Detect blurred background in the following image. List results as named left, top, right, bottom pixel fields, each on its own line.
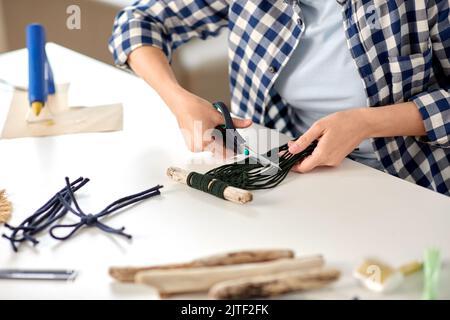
left=0, top=0, right=231, bottom=104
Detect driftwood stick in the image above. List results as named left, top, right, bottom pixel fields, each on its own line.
left=109, top=249, right=294, bottom=282
left=166, top=167, right=253, bottom=204
left=135, top=255, right=324, bottom=295
left=208, top=267, right=341, bottom=299
left=0, top=190, right=12, bottom=223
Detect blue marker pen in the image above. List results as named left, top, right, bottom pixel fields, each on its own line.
left=26, top=24, right=55, bottom=117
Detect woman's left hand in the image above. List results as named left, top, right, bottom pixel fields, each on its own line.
left=288, top=108, right=371, bottom=173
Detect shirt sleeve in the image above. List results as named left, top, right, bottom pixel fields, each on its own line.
left=411, top=0, right=450, bottom=148
left=108, top=0, right=230, bottom=69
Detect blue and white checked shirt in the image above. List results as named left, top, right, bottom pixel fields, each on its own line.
left=109, top=0, right=450, bottom=195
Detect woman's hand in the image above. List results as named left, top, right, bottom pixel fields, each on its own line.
left=170, top=90, right=252, bottom=152
left=127, top=46, right=252, bottom=152
left=288, top=108, right=371, bottom=173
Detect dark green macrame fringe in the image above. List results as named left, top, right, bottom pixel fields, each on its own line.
left=205, top=142, right=317, bottom=191
left=186, top=142, right=318, bottom=200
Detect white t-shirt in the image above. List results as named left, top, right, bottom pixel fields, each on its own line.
left=273, top=0, right=379, bottom=164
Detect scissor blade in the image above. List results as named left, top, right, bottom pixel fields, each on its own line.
left=245, top=146, right=281, bottom=171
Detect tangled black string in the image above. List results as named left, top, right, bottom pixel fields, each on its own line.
left=2, top=177, right=163, bottom=252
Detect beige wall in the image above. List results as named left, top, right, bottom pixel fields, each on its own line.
left=2, top=0, right=118, bottom=64
left=1, top=0, right=230, bottom=103
left=0, top=0, right=8, bottom=52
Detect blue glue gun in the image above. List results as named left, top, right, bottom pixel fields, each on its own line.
left=26, top=24, right=55, bottom=117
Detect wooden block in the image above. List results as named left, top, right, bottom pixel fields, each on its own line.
left=109, top=249, right=294, bottom=282
left=135, top=255, right=324, bottom=295
left=209, top=267, right=341, bottom=299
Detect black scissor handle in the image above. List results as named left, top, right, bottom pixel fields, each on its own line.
left=212, top=101, right=236, bottom=130
left=212, top=101, right=247, bottom=152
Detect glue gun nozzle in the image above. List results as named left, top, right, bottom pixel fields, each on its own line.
left=31, top=102, right=43, bottom=116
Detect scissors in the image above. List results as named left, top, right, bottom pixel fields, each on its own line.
left=212, top=101, right=281, bottom=171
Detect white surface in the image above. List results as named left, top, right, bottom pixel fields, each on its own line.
left=0, top=44, right=449, bottom=300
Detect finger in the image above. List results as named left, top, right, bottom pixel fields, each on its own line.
left=278, top=148, right=289, bottom=157
left=232, top=118, right=253, bottom=128
left=291, top=153, right=321, bottom=173
left=203, top=127, right=216, bottom=148
left=203, top=137, right=217, bottom=152
left=212, top=110, right=225, bottom=125
left=288, top=124, right=323, bottom=154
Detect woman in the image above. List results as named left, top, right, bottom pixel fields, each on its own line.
left=109, top=0, right=450, bottom=195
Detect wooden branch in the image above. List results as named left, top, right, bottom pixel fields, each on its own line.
left=109, top=249, right=294, bottom=282
left=208, top=267, right=341, bottom=299
left=0, top=190, right=12, bottom=223
left=135, top=255, right=324, bottom=296
left=166, top=167, right=253, bottom=204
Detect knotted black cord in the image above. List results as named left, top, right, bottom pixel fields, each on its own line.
left=49, top=178, right=163, bottom=241
left=2, top=177, right=89, bottom=252
left=2, top=177, right=163, bottom=252
left=187, top=142, right=317, bottom=197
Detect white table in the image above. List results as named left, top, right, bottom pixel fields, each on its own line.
left=0, top=44, right=449, bottom=300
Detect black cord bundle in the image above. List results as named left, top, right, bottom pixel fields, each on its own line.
left=204, top=142, right=317, bottom=191
left=2, top=177, right=163, bottom=252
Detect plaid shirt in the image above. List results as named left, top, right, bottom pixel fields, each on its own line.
left=109, top=0, right=450, bottom=195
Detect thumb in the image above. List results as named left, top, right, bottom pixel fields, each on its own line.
left=291, top=153, right=320, bottom=173
left=288, top=124, right=322, bottom=154
left=232, top=118, right=253, bottom=128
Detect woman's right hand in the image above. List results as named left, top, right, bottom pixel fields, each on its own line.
left=169, top=89, right=252, bottom=152
left=127, top=46, right=251, bottom=152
